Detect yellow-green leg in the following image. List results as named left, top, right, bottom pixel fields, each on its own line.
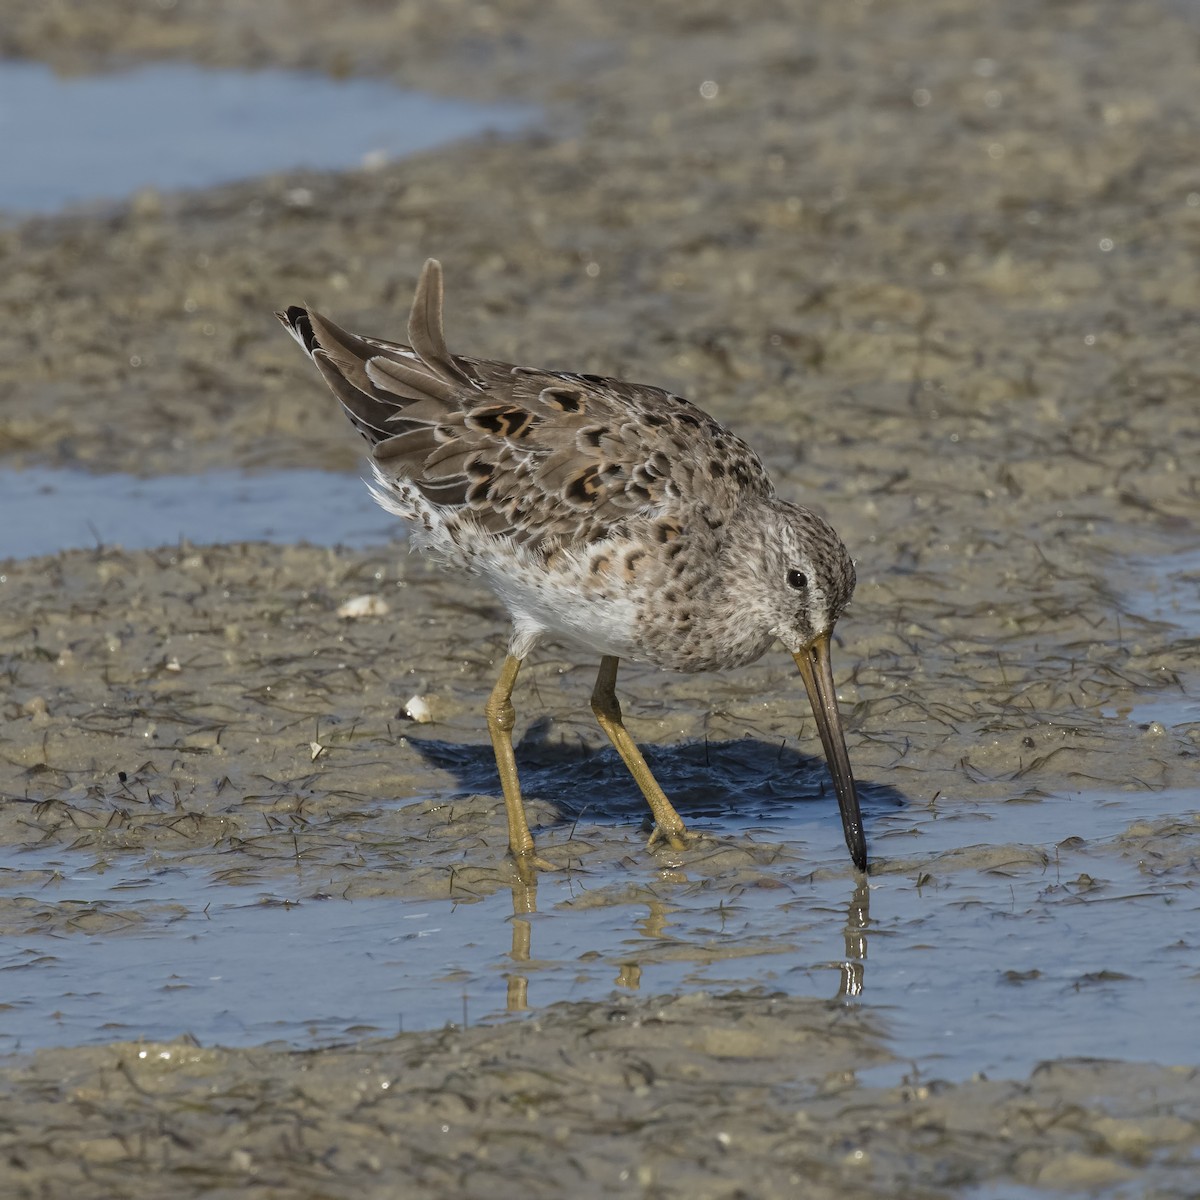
left=506, top=881, right=535, bottom=1011
left=590, top=656, right=688, bottom=850
left=485, top=654, right=554, bottom=878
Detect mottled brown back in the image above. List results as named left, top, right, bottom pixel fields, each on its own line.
left=277, top=259, right=774, bottom=554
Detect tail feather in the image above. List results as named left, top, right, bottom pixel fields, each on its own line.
left=366, top=354, right=463, bottom=407
left=311, top=353, right=395, bottom=442
left=275, top=305, right=318, bottom=355
left=278, top=259, right=482, bottom=511
left=276, top=259, right=479, bottom=450
left=406, top=259, right=476, bottom=389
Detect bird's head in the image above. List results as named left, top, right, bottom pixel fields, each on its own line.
left=727, top=497, right=866, bottom=870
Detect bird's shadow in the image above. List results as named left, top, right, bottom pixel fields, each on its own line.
left=404, top=717, right=906, bottom=832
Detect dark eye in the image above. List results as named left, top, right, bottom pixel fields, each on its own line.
left=787, top=569, right=808, bottom=590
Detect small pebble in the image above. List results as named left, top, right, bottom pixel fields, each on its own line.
left=337, top=594, right=390, bottom=619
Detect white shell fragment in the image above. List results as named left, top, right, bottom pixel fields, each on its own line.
left=402, top=695, right=433, bottom=724
left=337, top=593, right=390, bottom=619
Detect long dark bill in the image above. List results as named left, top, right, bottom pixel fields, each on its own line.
left=793, top=634, right=867, bottom=872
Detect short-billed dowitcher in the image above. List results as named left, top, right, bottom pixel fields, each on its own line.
left=278, top=260, right=866, bottom=874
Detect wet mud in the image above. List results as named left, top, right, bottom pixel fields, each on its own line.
left=4, top=993, right=1199, bottom=1199
left=2, top=0, right=1199, bottom=1195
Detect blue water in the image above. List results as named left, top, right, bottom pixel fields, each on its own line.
left=0, top=61, right=533, bottom=212
left=0, top=787, right=1195, bottom=1082
left=0, top=467, right=398, bottom=558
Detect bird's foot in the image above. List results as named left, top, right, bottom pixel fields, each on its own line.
left=511, top=849, right=558, bottom=885
left=646, top=823, right=689, bottom=852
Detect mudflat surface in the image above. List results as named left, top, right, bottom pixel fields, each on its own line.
left=5, top=994, right=1199, bottom=1199
left=1, top=1, right=1199, bottom=1196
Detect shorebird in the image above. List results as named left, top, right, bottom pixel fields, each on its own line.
left=278, top=260, right=866, bottom=875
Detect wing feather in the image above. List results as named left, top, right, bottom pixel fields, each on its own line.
left=277, top=258, right=774, bottom=552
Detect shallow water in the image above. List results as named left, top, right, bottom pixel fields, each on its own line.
left=2, top=785, right=1194, bottom=1083
left=0, top=466, right=397, bottom=557
left=0, top=61, right=533, bottom=213
left=1119, top=545, right=1200, bottom=640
